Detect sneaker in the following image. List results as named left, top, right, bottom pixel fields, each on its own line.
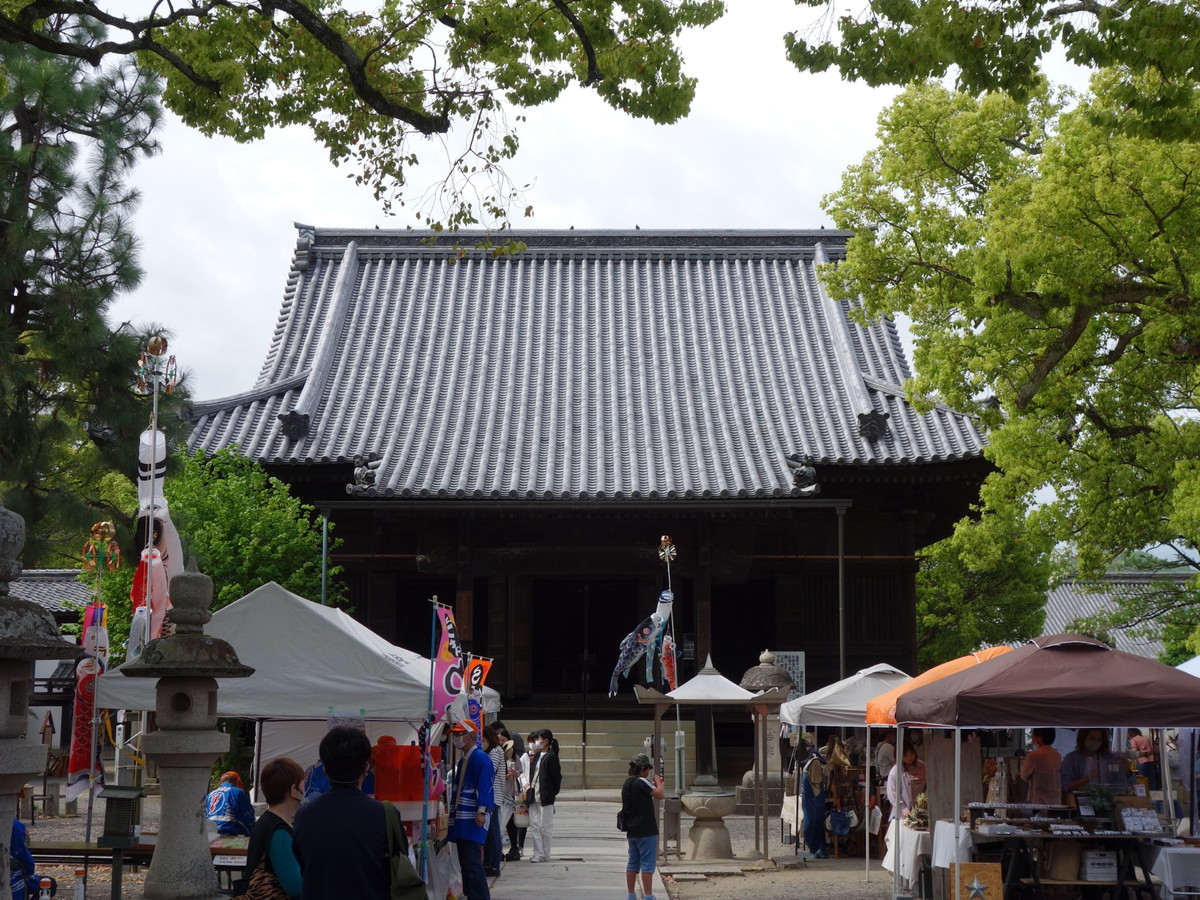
left=626, top=893, right=637, bottom=900
left=504, top=849, right=520, bottom=861
left=484, top=867, right=500, bottom=877
left=645, top=895, right=656, bottom=900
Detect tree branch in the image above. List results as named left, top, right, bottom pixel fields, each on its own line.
left=1, top=0, right=453, bottom=135
left=1015, top=303, right=1094, bottom=409
left=551, top=0, right=603, bottom=86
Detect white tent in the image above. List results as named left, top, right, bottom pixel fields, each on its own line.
left=95, top=581, right=500, bottom=719
left=779, top=662, right=910, bottom=727
left=1177, top=655, right=1200, bottom=678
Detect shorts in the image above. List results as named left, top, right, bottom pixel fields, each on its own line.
left=626, top=834, right=658, bottom=873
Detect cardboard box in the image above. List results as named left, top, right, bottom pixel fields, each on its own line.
left=1042, top=840, right=1082, bottom=881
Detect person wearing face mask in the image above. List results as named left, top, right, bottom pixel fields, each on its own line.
left=1061, top=729, right=1130, bottom=794
left=447, top=720, right=495, bottom=900
left=526, top=728, right=562, bottom=863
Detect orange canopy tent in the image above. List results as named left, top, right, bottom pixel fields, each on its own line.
left=864, top=645, right=1013, bottom=725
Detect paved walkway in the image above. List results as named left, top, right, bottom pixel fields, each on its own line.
left=487, top=792, right=669, bottom=900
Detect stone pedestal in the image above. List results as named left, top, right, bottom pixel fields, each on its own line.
left=141, top=724, right=230, bottom=900
left=0, top=502, right=80, bottom=897
left=680, top=791, right=737, bottom=860
left=121, top=562, right=252, bottom=900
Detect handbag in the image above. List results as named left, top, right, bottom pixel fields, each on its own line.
left=383, top=802, right=427, bottom=900
left=513, top=796, right=530, bottom=828
left=616, top=809, right=626, bottom=832
left=233, top=859, right=287, bottom=900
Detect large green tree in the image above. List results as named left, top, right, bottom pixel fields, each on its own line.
left=822, top=73, right=1200, bottom=639
left=0, top=18, right=183, bottom=565
left=0, top=0, right=723, bottom=227
left=96, top=447, right=344, bottom=663
left=916, top=509, right=1052, bottom=668
left=786, top=0, right=1200, bottom=140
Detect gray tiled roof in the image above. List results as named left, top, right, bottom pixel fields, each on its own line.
left=187, top=229, right=986, bottom=499
left=13, top=569, right=90, bottom=617
left=1042, top=574, right=1185, bottom=659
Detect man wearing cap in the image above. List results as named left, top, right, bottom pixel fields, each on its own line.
left=447, top=719, right=495, bottom=900
left=205, top=771, right=255, bottom=836
left=620, top=753, right=664, bottom=900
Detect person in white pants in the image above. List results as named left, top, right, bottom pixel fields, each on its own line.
left=527, top=728, right=562, bottom=863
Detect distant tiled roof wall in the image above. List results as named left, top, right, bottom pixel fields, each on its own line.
left=188, top=229, right=986, bottom=500
left=14, top=569, right=89, bottom=615
left=1042, top=574, right=1190, bottom=659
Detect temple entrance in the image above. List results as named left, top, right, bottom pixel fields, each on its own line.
left=530, top=578, right=639, bottom=695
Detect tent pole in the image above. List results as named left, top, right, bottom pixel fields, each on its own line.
left=893, top=724, right=903, bottom=899
left=864, top=726, right=872, bottom=883
left=953, top=730, right=961, bottom=900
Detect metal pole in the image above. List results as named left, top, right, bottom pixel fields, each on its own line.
left=837, top=506, right=846, bottom=680
left=320, top=510, right=329, bottom=605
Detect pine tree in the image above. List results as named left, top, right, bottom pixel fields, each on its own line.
left=0, top=17, right=178, bottom=565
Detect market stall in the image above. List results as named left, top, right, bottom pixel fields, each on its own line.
left=894, top=633, right=1200, bottom=900
left=778, top=663, right=911, bottom=876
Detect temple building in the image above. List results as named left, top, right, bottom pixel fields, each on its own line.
left=185, top=227, right=988, bottom=764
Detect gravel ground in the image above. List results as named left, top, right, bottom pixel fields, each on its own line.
left=661, top=815, right=897, bottom=900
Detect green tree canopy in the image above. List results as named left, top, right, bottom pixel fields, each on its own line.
left=0, top=18, right=187, bottom=564
left=96, top=447, right=343, bottom=663
left=786, top=0, right=1200, bottom=140
left=916, top=508, right=1052, bottom=668
left=822, top=73, right=1200, bottom=639
left=0, top=0, right=724, bottom=227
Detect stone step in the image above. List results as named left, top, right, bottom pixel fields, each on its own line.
left=499, top=719, right=697, bottom=789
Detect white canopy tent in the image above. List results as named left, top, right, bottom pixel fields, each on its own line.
left=95, top=582, right=499, bottom=789
left=1176, top=655, right=1200, bottom=679
left=777, top=662, right=910, bottom=880
left=779, top=663, right=910, bottom=728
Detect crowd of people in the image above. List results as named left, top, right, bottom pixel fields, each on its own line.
left=196, top=718, right=562, bottom=900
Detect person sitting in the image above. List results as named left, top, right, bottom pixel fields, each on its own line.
left=205, top=771, right=256, bottom=837
left=241, top=758, right=305, bottom=899
left=1061, top=729, right=1130, bottom=794
left=9, top=819, right=55, bottom=900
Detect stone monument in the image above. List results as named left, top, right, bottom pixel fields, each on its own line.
left=0, top=501, right=80, bottom=894
left=121, top=560, right=253, bottom=900
left=734, top=649, right=795, bottom=815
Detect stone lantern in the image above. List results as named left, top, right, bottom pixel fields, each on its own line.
left=0, top=501, right=80, bottom=894
left=735, top=649, right=795, bottom=815
left=121, top=560, right=253, bottom=900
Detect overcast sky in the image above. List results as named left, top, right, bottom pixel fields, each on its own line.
left=108, top=0, right=901, bottom=401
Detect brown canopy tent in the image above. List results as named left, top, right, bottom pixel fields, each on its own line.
left=895, top=633, right=1200, bottom=728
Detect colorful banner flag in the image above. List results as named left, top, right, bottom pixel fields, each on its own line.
left=432, top=605, right=465, bottom=722
left=464, top=655, right=492, bottom=691
left=66, top=603, right=108, bottom=802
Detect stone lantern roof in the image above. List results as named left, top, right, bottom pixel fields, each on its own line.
left=738, top=649, right=795, bottom=693
left=0, top=502, right=79, bottom=661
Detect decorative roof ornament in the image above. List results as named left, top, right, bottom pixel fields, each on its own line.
left=278, top=410, right=310, bottom=441
left=785, top=453, right=820, bottom=496
left=858, top=410, right=890, bottom=442
left=347, top=453, right=382, bottom=495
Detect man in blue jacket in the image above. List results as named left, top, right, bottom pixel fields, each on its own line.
left=447, top=720, right=494, bottom=900
left=204, top=771, right=255, bottom=836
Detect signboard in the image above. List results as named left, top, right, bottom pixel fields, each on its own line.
left=773, top=651, right=805, bottom=702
